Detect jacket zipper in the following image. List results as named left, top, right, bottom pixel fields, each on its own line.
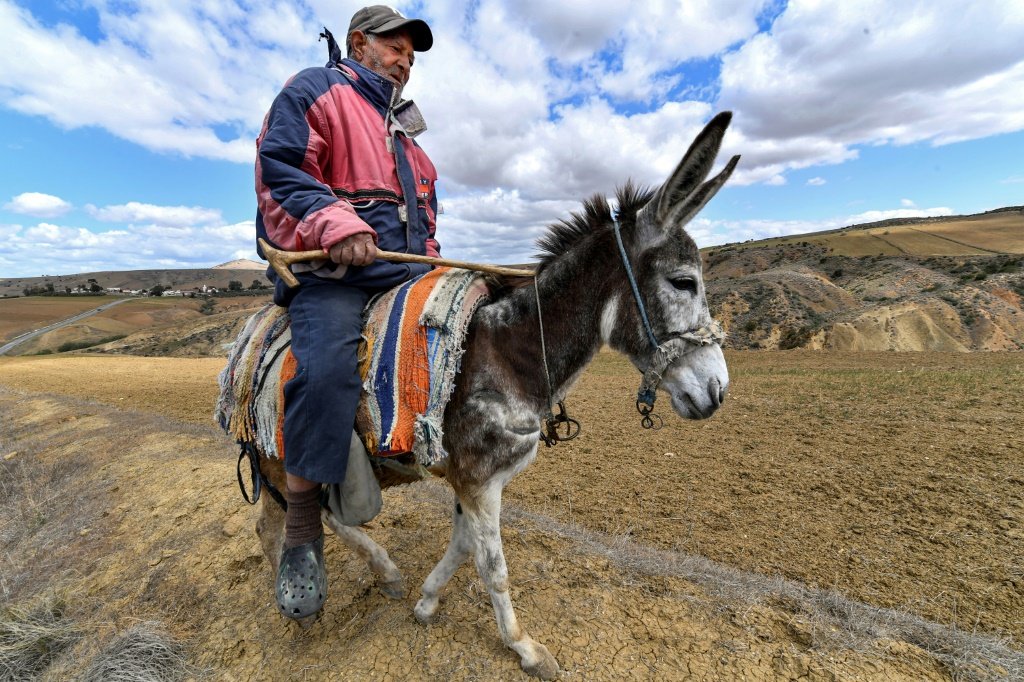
left=384, top=87, right=413, bottom=254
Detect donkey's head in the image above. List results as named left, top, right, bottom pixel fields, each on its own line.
left=607, top=112, right=738, bottom=421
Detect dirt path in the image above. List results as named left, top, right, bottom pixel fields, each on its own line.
left=1, top=351, right=1022, bottom=680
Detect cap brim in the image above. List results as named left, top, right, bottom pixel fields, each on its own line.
left=370, top=17, right=433, bottom=52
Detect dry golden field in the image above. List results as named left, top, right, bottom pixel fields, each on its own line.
left=1, top=350, right=1021, bottom=680
left=728, top=211, right=1024, bottom=258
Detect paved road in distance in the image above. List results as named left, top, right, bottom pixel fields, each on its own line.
left=0, top=298, right=130, bottom=356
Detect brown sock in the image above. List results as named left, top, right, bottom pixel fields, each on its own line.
left=284, top=486, right=322, bottom=549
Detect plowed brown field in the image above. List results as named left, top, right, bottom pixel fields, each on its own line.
left=1, top=351, right=1021, bottom=680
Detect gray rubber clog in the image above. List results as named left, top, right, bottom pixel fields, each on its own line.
left=276, top=534, right=327, bottom=619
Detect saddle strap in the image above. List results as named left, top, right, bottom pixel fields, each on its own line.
left=237, top=443, right=288, bottom=511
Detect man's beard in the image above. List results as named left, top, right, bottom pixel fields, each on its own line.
left=368, top=55, right=404, bottom=98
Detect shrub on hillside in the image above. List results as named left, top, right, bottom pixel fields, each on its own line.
left=0, top=595, right=80, bottom=680
left=56, top=335, right=126, bottom=353
left=79, top=623, right=193, bottom=682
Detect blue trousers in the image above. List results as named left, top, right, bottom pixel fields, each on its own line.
left=272, top=263, right=429, bottom=483
left=280, top=280, right=368, bottom=483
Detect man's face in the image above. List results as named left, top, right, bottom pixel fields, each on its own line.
left=353, top=28, right=415, bottom=89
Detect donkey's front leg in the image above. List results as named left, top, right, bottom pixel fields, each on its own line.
left=321, top=512, right=405, bottom=599
left=467, top=483, right=558, bottom=680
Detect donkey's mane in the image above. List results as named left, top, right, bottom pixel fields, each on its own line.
left=484, top=182, right=655, bottom=298
left=535, top=181, right=654, bottom=270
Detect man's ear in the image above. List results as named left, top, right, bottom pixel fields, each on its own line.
left=350, top=30, right=368, bottom=60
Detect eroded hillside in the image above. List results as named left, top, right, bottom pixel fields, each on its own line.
left=705, top=212, right=1024, bottom=351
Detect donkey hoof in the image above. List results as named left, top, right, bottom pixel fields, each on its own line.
left=380, top=579, right=406, bottom=600
left=520, top=642, right=558, bottom=680
left=413, top=598, right=438, bottom=624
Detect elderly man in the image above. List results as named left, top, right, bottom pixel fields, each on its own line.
left=254, top=5, right=438, bottom=620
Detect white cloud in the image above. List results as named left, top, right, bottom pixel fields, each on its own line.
left=846, top=206, right=953, bottom=224
left=1001, top=175, right=1024, bottom=184
left=0, top=1, right=315, bottom=163
left=719, top=0, right=1024, bottom=151
left=596, top=1, right=766, bottom=102
left=806, top=177, right=826, bottom=186
left=900, top=198, right=916, bottom=207
left=439, top=188, right=581, bottom=264
left=87, top=202, right=223, bottom=227
left=3, top=0, right=1021, bottom=186
left=0, top=219, right=258, bottom=277
left=1, top=1, right=1022, bottom=274
left=4, top=192, right=72, bottom=218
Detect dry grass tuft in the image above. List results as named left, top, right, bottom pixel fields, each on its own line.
left=79, top=622, right=195, bottom=682
left=0, top=595, right=79, bottom=682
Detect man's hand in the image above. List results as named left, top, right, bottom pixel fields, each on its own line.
left=328, top=233, right=377, bottom=267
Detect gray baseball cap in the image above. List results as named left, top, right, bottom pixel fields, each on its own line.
left=348, top=5, right=433, bottom=52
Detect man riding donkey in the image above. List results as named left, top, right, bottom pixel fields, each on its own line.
left=255, top=5, right=437, bottom=620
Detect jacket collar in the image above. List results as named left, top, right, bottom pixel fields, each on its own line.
left=335, top=58, right=397, bottom=115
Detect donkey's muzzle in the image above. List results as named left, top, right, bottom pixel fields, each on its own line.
left=663, top=344, right=729, bottom=420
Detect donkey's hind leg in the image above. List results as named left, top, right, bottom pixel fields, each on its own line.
left=321, top=513, right=405, bottom=599
left=464, top=483, right=558, bottom=680
left=255, top=457, right=287, bottom=575
left=414, top=498, right=472, bottom=623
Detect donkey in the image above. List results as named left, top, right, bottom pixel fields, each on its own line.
left=253, top=112, right=738, bottom=679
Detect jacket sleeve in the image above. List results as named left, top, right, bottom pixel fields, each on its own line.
left=255, top=74, right=376, bottom=253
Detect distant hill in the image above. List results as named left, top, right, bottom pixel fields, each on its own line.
left=721, top=206, right=1024, bottom=257
left=4, top=208, right=1022, bottom=354
left=703, top=207, right=1024, bottom=351
left=212, top=259, right=265, bottom=270
left=0, top=262, right=271, bottom=298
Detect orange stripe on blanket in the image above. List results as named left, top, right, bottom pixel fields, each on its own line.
left=391, top=268, right=445, bottom=453
left=276, top=348, right=298, bottom=462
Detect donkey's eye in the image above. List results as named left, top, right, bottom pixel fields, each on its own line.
left=669, top=276, right=697, bottom=294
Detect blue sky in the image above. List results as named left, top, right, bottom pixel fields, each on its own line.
left=1, top=0, right=1022, bottom=278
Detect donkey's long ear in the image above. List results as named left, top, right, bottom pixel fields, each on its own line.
left=651, top=111, right=734, bottom=228
left=666, top=153, right=740, bottom=230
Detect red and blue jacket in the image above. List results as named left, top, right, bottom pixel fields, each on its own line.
left=255, top=57, right=439, bottom=289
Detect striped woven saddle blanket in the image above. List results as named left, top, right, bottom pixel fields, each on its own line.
left=215, top=268, right=491, bottom=468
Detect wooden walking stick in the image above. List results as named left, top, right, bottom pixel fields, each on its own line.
left=259, top=238, right=535, bottom=288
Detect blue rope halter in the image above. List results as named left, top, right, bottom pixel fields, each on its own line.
left=611, top=219, right=663, bottom=424
left=612, top=220, right=660, bottom=351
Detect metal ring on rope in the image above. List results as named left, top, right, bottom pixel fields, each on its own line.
left=544, top=401, right=582, bottom=444
left=635, top=400, right=664, bottom=430
left=535, top=280, right=584, bottom=447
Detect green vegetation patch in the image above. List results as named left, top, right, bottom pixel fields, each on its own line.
left=56, top=335, right=127, bottom=353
